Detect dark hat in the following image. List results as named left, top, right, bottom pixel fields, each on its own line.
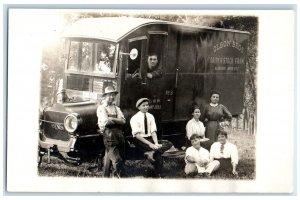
left=136, top=98, right=150, bottom=108
left=102, top=86, right=118, bottom=96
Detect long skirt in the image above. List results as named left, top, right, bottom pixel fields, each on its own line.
left=205, top=121, right=219, bottom=142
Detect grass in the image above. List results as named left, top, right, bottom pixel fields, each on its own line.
left=38, top=130, right=255, bottom=179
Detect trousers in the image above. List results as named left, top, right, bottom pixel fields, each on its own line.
left=134, top=137, right=172, bottom=175
left=215, top=158, right=233, bottom=173
left=102, top=127, right=125, bottom=177
left=185, top=160, right=220, bottom=175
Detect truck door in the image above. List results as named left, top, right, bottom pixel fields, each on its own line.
left=121, top=33, right=167, bottom=137
left=121, top=36, right=148, bottom=122
left=143, top=32, right=167, bottom=134
left=174, top=32, right=198, bottom=120
left=120, top=36, right=148, bottom=136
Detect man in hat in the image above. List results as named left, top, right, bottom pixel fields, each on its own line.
left=97, top=86, right=126, bottom=177
left=130, top=98, right=172, bottom=177
left=185, top=134, right=220, bottom=177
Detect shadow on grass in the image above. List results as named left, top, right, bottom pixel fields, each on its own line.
left=38, top=156, right=255, bottom=179
left=38, top=131, right=256, bottom=179
left=124, top=157, right=255, bottom=179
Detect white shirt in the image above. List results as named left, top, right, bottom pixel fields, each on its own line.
left=186, top=118, right=206, bottom=140
left=185, top=146, right=209, bottom=163
left=185, top=146, right=210, bottom=172
left=97, top=103, right=125, bottom=129
left=210, top=141, right=239, bottom=165
left=130, top=111, right=157, bottom=137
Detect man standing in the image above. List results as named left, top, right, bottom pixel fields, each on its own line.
left=97, top=86, right=126, bottom=177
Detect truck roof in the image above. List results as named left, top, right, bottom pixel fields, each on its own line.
left=63, top=17, right=250, bottom=42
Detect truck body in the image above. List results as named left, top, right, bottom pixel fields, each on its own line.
left=39, top=17, right=249, bottom=163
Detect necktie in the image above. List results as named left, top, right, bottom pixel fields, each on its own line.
left=144, top=113, right=148, bottom=135
left=220, top=144, right=224, bottom=154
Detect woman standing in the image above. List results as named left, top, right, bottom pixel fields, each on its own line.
left=200, top=91, right=232, bottom=142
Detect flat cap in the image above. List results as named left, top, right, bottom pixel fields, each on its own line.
left=136, top=98, right=150, bottom=108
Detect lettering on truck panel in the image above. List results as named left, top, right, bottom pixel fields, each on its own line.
left=213, top=40, right=244, bottom=54
left=209, top=57, right=244, bottom=65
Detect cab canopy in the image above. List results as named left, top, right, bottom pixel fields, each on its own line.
left=62, top=17, right=249, bottom=41
left=63, top=17, right=165, bottom=42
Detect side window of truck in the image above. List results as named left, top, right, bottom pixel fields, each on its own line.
left=94, top=43, right=116, bottom=74
left=127, top=36, right=148, bottom=79
left=68, top=41, right=93, bottom=72
left=81, top=42, right=93, bottom=72
left=68, top=41, right=80, bottom=71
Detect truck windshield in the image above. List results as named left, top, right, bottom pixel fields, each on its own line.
left=67, top=39, right=116, bottom=74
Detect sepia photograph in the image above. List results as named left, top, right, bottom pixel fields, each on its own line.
left=37, top=10, right=256, bottom=180
left=5, top=8, right=295, bottom=194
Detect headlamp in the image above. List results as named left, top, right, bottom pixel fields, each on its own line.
left=64, top=113, right=81, bottom=133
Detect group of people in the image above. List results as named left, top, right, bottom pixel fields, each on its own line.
left=185, top=131, right=238, bottom=177
left=97, top=86, right=172, bottom=178
left=184, top=91, right=238, bottom=177
left=95, top=52, right=238, bottom=178
left=94, top=53, right=167, bottom=178
left=97, top=86, right=238, bottom=178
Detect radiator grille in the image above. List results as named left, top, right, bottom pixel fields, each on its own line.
left=43, top=111, right=70, bottom=141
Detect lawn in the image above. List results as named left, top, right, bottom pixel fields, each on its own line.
left=38, top=130, right=255, bottom=180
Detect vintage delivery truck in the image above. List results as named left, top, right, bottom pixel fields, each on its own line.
left=39, top=17, right=250, bottom=165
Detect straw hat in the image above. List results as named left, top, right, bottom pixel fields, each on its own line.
left=102, top=86, right=118, bottom=96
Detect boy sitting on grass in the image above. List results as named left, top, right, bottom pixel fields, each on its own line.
left=185, top=134, right=220, bottom=177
